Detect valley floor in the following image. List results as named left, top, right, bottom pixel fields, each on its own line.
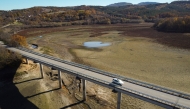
left=1, top=23, right=189, bottom=109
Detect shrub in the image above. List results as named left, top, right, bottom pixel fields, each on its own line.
left=9, top=34, right=27, bottom=47
left=0, top=30, right=11, bottom=45
left=153, top=17, right=190, bottom=32
left=0, top=47, right=22, bottom=69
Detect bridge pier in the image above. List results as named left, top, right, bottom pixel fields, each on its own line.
left=58, top=70, right=62, bottom=88
left=117, top=92, right=122, bottom=109
left=82, top=79, right=86, bottom=101
left=39, top=63, right=44, bottom=78
left=25, top=58, right=29, bottom=64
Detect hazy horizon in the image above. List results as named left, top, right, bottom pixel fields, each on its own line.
left=0, top=0, right=176, bottom=11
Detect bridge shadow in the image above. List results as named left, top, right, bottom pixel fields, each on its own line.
left=60, top=100, right=85, bottom=109
left=109, top=83, right=121, bottom=87
left=26, top=88, right=60, bottom=99
left=109, top=83, right=121, bottom=93
left=0, top=61, right=39, bottom=109
left=14, top=77, right=42, bottom=84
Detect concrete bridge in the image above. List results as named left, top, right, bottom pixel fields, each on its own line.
left=6, top=46, right=190, bottom=109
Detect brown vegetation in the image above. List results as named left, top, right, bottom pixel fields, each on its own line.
left=0, top=30, right=25, bottom=69
left=10, top=34, right=27, bottom=47
left=0, top=30, right=27, bottom=47
left=123, top=24, right=190, bottom=49
left=0, top=47, right=22, bottom=69
left=1, top=1, right=190, bottom=27
left=0, top=30, right=11, bottom=45
left=153, top=17, right=190, bottom=32
left=17, top=27, right=66, bottom=37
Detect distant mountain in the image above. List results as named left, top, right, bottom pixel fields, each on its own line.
left=107, top=2, right=133, bottom=7
left=171, top=0, right=190, bottom=4
left=138, top=2, right=159, bottom=5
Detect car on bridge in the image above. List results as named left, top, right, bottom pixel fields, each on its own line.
left=112, top=78, right=124, bottom=85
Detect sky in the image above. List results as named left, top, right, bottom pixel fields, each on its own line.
left=0, top=0, right=175, bottom=10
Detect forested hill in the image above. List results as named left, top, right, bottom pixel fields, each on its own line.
left=171, top=0, right=190, bottom=4
left=0, top=1, right=190, bottom=27
left=91, top=1, right=190, bottom=19
left=107, top=2, right=133, bottom=7
left=138, top=2, right=160, bottom=5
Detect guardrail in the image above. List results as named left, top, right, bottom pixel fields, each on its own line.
left=17, top=47, right=190, bottom=101
left=19, top=52, right=189, bottom=109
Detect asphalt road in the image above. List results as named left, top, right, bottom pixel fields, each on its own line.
left=7, top=47, right=190, bottom=109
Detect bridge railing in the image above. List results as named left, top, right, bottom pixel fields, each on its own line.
left=17, top=47, right=190, bottom=100
left=19, top=53, right=188, bottom=109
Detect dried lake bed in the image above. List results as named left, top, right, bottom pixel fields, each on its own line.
left=22, top=23, right=190, bottom=109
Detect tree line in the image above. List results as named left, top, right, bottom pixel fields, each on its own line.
left=0, top=30, right=25, bottom=69
left=0, top=2, right=190, bottom=31
left=153, top=16, right=190, bottom=32
left=0, top=30, right=27, bottom=47
left=0, top=46, right=21, bottom=69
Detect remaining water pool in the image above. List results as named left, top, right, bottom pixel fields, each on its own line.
left=83, top=41, right=111, bottom=48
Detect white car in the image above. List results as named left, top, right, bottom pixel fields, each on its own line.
left=112, top=78, right=124, bottom=85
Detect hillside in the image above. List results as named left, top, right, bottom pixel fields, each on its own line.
left=171, top=0, right=190, bottom=4
left=138, top=2, right=160, bottom=5
left=0, top=1, right=190, bottom=27
left=107, top=2, right=133, bottom=7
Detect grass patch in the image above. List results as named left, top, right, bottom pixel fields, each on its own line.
left=40, top=46, right=54, bottom=55
left=13, top=21, right=23, bottom=25
left=68, top=48, right=92, bottom=66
